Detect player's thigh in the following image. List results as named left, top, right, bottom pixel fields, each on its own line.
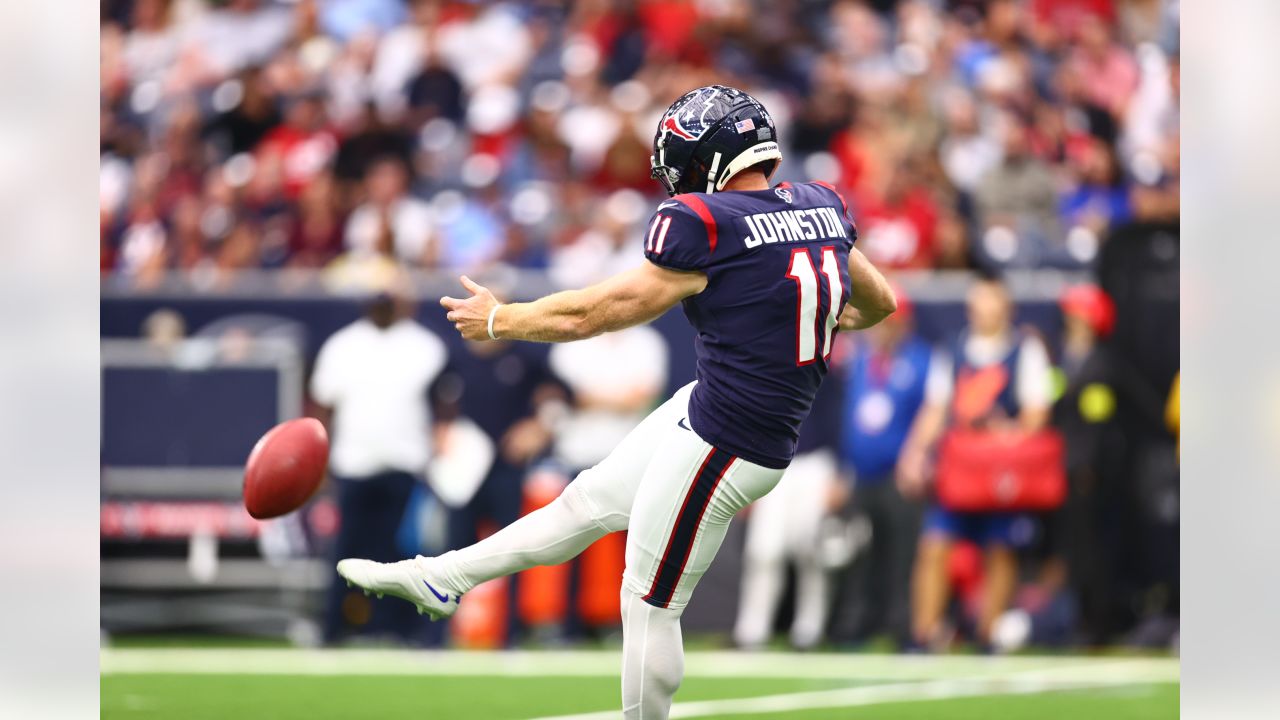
left=565, top=382, right=695, bottom=533
left=624, top=427, right=783, bottom=610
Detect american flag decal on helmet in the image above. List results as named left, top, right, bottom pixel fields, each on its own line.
left=734, top=118, right=756, bottom=133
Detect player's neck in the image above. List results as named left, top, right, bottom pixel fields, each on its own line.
left=719, top=170, right=771, bottom=193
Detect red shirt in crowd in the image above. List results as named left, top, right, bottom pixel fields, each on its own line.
left=853, top=188, right=939, bottom=270
left=257, top=124, right=339, bottom=200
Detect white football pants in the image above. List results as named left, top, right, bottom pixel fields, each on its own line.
left=733, top=449, right=836, bottom=650
left=433, top=382, right=784, bottom=719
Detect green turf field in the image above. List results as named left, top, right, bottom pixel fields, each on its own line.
left=101, top=648, right=1178, bottom=719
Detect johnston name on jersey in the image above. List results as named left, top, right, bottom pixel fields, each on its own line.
left=644, top=181, right=856, bottom=469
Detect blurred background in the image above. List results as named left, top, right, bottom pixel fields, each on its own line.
left=99, top=0, right=1179, bottom=657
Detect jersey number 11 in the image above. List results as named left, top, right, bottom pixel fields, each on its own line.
left=786, top=246, right=844, bottom=366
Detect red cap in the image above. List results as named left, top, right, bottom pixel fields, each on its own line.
left=1060, top=284, right=1116, bottom=337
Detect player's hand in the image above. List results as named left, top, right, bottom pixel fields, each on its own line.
left=441, top=275, right=499, bottom=341
left=896, top=446, right=929, bottom=499
left=825, top=478, right=851, bottom=513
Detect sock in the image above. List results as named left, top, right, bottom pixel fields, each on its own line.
left=621, top=589, right=685, bottom=720
left=434, top=484, right=607, bottom=594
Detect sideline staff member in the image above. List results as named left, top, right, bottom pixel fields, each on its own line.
left=312, top=288, right=447, bottom=644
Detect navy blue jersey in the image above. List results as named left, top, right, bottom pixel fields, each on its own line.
left=644, top=181, right=856, bottom=468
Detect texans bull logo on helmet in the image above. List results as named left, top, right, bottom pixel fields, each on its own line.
left=650, top=85, right=782, bottom=197
left=663, top=114, right=700, bottom=141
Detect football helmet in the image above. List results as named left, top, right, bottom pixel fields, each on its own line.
left=650, top=85, right=782, bottom=196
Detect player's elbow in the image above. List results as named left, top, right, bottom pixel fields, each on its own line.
left=878, top=291, right=898, bottom=318
left=860, top=294, right=897, bottom=326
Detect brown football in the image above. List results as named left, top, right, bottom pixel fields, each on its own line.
left=243, top=418, right=329, bottom=520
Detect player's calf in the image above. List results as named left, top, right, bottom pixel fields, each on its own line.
left=621, top=588, right=685, bottom=720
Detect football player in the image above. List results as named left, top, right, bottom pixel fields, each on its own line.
left=338, top=85, right=896, bottom=719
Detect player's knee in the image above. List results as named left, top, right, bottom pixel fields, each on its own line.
left=622, top=588, right=685, bottom=691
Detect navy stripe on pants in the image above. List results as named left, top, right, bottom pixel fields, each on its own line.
left=642, top=448, right=736, bottom=608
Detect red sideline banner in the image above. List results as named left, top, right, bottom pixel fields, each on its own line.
left=101, top=501, right=264, bottom=539
left=935, top=429, right=1067, bottom=512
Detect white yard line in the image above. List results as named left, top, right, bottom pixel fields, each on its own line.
left=101, top=649, right=1177, bottom=719
left=529, top=662, right=1176, bottom=720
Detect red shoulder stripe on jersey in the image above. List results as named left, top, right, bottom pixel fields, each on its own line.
left=672, top=194, right=718, bottom=255
left=812, top=180, right=849, bottom=214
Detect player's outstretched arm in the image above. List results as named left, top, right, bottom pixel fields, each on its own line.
left=839, top=246, right=897, bottom=331
left=441, top=263, right=707, bottom=343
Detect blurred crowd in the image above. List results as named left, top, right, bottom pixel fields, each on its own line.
left=101, top=0, right=1180, bottom=288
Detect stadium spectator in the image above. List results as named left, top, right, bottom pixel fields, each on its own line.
left=431, top=177, right=508, bottom=271
left=333, top=102, right=415, bottom=188
left=405, top=47, right=467, bottom=127
left=1052, top=283, right=1125, bottom=643
left=854, top=162, right=941, bottom=270
left=288, top=172, right=344, bottom=268
left=310, top=285, right=447, bottom=645
left=827, top=286, right=931, bottom=648
left=257, top=90, right=339, bottom=200
left=191, top=0, right=294, bottom=79
left=141, top=308, right=187, bottom=353
left=1065, top=14, right=1139, bottom=118
left=938, top=89, right=1003, bottom=199
left=341, top=156, right=434, bottom=266
left=1059, top=137, right=1132, bottom=247
left=898, top=275, right=1054, bottom=649
left=974, top=116, right=1061, bottom=266
left=203, top=65, right=282, bottom=158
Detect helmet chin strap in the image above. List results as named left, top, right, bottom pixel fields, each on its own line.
left=712, top=141, right=782, bottom=193
left=705, top=152, right=723, bottom=194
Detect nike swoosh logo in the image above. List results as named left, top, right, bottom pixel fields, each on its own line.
left=423, top=580, right=456, bottom=603
left=677, top=417, right=692, bottom=431
left=658, top=202, right=680, bottom=210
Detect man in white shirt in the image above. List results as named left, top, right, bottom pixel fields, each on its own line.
left=312, top=290, right=447, bottom=644
left=547, top=327, right=669, bottom=473
left=897, top=275, right=1053, bottom=650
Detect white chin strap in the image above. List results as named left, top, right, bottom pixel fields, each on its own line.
left=707, top=141, right=782, bottom=193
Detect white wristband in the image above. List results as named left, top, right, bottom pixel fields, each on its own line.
left=486, top=303, right=502, bottom=340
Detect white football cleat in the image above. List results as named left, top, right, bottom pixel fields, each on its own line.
left=336, top=557, right=462, bottom=621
